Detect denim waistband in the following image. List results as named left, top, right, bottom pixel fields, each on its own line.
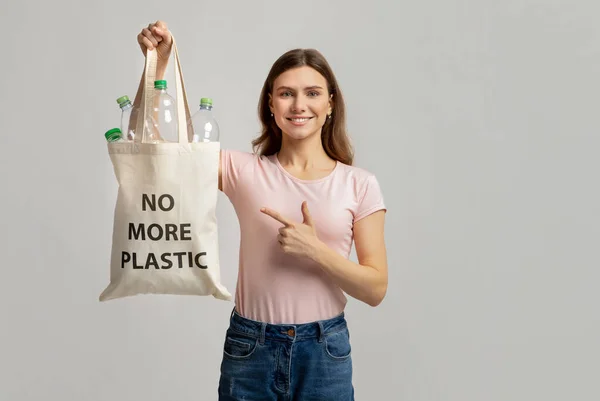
left=228, top=309, right=348, bottom=344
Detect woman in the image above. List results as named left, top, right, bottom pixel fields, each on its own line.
left=135, top=20, right=388, bottom=401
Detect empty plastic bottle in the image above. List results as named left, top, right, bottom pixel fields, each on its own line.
left=188, top=98, right=220, bottom=143
left=148, top=80, right=178, bottom=143
left=116, top=95, right=136, bottom=141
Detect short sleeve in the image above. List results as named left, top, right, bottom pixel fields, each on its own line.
left=354, top=175, right=386, bottom=223
left=220, top=149, right=255, bottom=201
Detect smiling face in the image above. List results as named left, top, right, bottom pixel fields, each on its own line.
left=269, top=66, right=333, bottom=141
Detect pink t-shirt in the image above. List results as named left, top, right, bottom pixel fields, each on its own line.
left=220, top=149, right=386, bottom=324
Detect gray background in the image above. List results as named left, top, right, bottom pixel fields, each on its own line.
left=1, top=0, right=598, bottom=400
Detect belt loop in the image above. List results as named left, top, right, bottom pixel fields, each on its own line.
left=317, top=321, right=325, bottom=343
left=230, top=307, right=235, bottom=319
left=260, top=323, right=267, bottom=345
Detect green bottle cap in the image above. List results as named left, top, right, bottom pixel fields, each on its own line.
left=200, top=97, right=213, bottom=106
left=105, top=128, right=122, bottom=142
left=154, top=80, right=167, bottom=89
left=116, top=95, right=130, bottom=105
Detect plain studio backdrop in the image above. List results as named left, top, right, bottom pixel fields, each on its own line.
left=1, top=0, right=598, bottom=400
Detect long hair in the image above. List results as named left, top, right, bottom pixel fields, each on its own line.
left=251, top=48, right=354, bottom=165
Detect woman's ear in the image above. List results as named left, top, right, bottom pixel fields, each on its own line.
left=328, top=93, right=334, bottom=115
left=268, top=93, right=274, bottom=114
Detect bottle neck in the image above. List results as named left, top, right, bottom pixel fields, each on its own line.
left=120, top=102, right=133, bottom=111
left=199, top=105, right=212, bottom=111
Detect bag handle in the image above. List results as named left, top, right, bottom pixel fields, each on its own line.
left=135, top=35, right=192, bottom=144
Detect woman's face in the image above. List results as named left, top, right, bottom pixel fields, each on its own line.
left=269, top=66, right=332, bottom=141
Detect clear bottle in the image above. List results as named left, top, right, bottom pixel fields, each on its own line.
left=148, top=80, right=178, bottom=143
left=116, top=95, right=136, bottom=141
left=105, top=128, right=123, bottom=142
left=188, top=98, right=220, bottom=143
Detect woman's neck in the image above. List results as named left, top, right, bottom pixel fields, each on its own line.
left=277, top=133, right=334, bottom=170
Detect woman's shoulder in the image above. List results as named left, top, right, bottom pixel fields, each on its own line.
left=221, top=148, right=255, bottom=159
left=221, top=148, right=276, bottom=176
left=223, top=147, right=281, bottom=162
left=335, top=161, right=384, bottom=199
left=221, top=148, right=273, bottom=159
left=335, top=160, right=379, bottom=182
left=221, top=148, right=261, bottom=164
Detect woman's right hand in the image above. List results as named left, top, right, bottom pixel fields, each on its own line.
left=137, top=21, right=172, bottom=66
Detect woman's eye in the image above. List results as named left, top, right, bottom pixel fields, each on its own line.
left=280, top=91, right=292, bottom=97
left=308, top=91, right=320, bottom=97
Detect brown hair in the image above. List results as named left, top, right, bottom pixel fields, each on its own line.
left=251, top=48, right=354, bottom=165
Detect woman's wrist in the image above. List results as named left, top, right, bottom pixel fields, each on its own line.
left=310, top=239, right=331, bottom=267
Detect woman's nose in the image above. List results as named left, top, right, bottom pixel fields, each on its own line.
left=291, top=95, right=307, bottom=112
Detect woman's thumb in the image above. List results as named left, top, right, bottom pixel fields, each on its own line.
left=301, top=201, right=314, bottom=226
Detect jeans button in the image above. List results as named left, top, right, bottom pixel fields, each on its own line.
left=287, top=329, right=295, bottom=336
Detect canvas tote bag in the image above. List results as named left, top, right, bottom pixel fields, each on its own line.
left=99, top=37, right=232, bottom=302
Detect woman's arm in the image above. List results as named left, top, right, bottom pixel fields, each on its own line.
left=261, top=204, right=388, bottom=307
left=314, top=210, right=388, bottom=307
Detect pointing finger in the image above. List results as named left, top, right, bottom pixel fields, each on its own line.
left=261, top=208, right=294, bottom=227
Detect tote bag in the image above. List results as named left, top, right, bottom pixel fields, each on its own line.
left=99, top=37, right=232, bottom=302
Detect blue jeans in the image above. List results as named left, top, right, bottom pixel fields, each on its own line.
left=218, top=309, right=354, bottom=400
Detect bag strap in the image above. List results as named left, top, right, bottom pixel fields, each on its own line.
left=136, top=35, right=191, bottom=144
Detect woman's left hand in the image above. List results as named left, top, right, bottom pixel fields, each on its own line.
left=260, top=201, right=322, bottom=261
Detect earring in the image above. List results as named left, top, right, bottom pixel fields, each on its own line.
left=328, top=114, right=332, bottom=119
left=271, top=113, right=274, bottom=117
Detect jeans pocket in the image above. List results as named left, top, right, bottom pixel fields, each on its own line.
left=223, top=330, right=258, bottom=359
left=324, top=328, right=352, bottom=360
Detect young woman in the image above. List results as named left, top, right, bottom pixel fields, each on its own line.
left=135, top=20, right=388, bottom=401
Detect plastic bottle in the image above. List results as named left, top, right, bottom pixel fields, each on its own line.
left=105, top=128, right=123, bottom=142
left=188, top=98, right=220, bottom=143
left=116, top=95, right=136, bottom=141
left=147, top=80, right=178, bottom=143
